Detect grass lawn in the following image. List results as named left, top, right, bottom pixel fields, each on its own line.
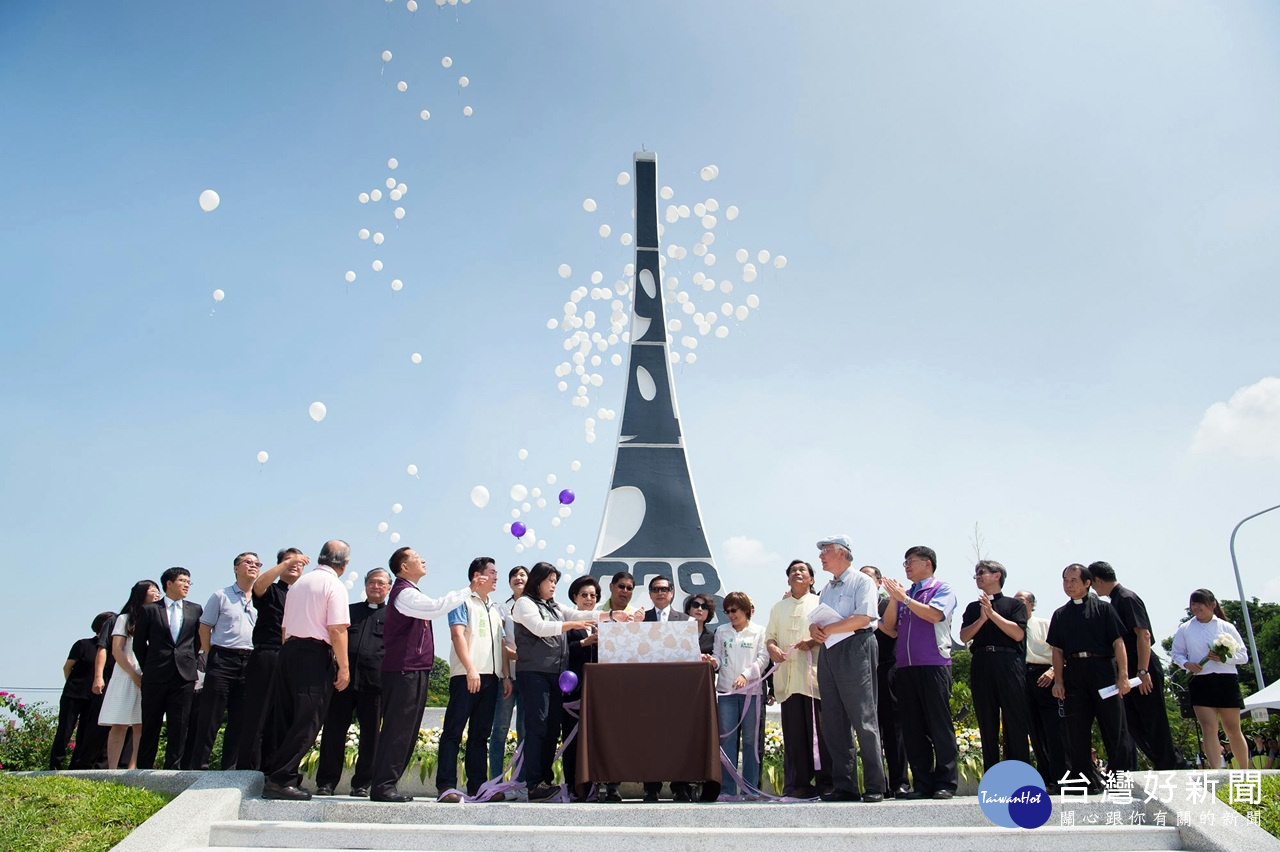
left=1215, top=773, right=1280, bottom=840
left=0, top=775, right=170, bottom=852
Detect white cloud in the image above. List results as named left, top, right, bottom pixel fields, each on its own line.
left=720, top=535, right=783, bottom=577
left=1192, top=377, right=1280, bottom=461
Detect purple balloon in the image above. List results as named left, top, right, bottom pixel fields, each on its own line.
left=558, top=489, right=575, bottom=505
left=558, top=669, right=579, bottom=693
left=510, top=521, right=527, bottom=538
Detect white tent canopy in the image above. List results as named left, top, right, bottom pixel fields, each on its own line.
left=1243, top=679, right=1280, bottom=710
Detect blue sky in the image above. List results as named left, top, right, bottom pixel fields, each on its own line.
left=3, top=1, right=1279, bottom=695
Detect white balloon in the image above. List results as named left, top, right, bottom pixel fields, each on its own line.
left=558, top=264, right=572, bottom=279
left=746, top=293, right=760, bottom=308
left=372, top=260, right=383, bottom=271
left=521, top=502, right=531, bottom=513
left=394, top=207, right=405, bottom=220
left=309, top=401, right=327, bottom=422
left=378, top=521, right=388, bottom=533
left=571, top=459, right=581, bottom=471
left=392, top=279, right=404, bottom=291
left=598, top=224, right=611, bottom=238
left=582, top=198, right=597, bottom=213
left=757, top=249, right=770, bottom=264
left=390, top=532, right=401, bottom=544
left=256, top=451, right=268, bottom=464
left=726, top=205, right=739, bottom=220
left=459, top=76, right=469, bottom=87
left=344, top=271, right=356, bottom=283
left=735, top=306, right=749, bottom=321
left=660, top=186, right=674, bottom=200
left=510, top=484, right=528, bottom=501
left=735, top=249, right=748, bottom=263
left=373, top=232, right=385, bottom=245
left=773, top=255, right=787, bottom=269
left=388, top=158, right=399, bottom=170
left=617, top=172, right=630, bottom=186
left=700, top=165, right=716, bottom=181
left=407, top=0, right=418, bottom=10
left=518, top=448, right=528, bottom=460
left=390, top=189, right=402, bottom=201
left=716, top=326, right=729, bottom=338
left=397, top=81, right=407, bottom=92
left=514, top=543, right=525, bottom=553
left=566, top=544, right=576, bottom=555
left=411, top=352, right=422, bottom=364
left=392, top=503, right=403, bottom=514
left=359, top=192, right=369, bottom=204
left=382, top=50, right=393, bottom=62
left=463, top=105, right=473, bottom=117
left=470, top=485, right=490, bottom=508
left=212, top=289, right=225, bottom=302
left=358, top=228, right=370, bottom=240
left=407, top=464, right=418, bottom=476
left=420, top=109, right=431, bottom=121
left=547, top=474, right=557, bottom=484
left=370, top=189, right=382, bottom=201
left=442, top=56, right=453, bottom=68
left=198, top=189, right=220, bottom=212
left=537, top=540, right=547, bottom=550
left=551, top=517, right=561, bottom=527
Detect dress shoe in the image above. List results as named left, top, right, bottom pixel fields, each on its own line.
left=642, top=791, right=660, bottom=803
left=527, top=783, right=560, bottom=802
left=262, top=781, right=312, bottom=801
left=437, top=792, right=463, bottom=803
left=600, top=788, right=623, bottom=803
left=820, top=788, right=860, bottom=802
left=895, top=783, right=913, bottom=798
left=314, top=784, right=335, bottom=797
left=861, top=792, right=884, bottom=803
left=349, top=787, right=370, bottom=798
left=673, top=788, right=693, bottom=803
left=371, top=791, right=415, bottom=803
left=897, top=789, right=928, bottom=800
left=932, top=790, right=955, bottom=800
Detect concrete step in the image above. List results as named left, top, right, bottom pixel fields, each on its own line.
left=204, top=821, right=1185, bottom=851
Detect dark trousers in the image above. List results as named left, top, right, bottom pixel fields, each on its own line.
left=971, top=650, right=1031, bottom=770
left=896, top=665, right=958, bottom=795
left=180, top=688, right=202, bottom=769
left=816, top=630, right=885, bottom=796
left=516, top=670, right=562, bottom=787
left=69, top=689, right=109, bottom=769
left=191, top=647, right=251, bottom=770
left=1062, top=657, right=1131, bottom=789
left=138, top=677, right=194, bottom=769
left=437, top=675, right=501, bottom=796
left=1121, top=662, right=1181, bottom=770
left=876, top=663, right=908, bottom=790
left=237, top=647, right=280, bottom=771
left=1026, top=663, right=1068, bottom=785
left=370, top=669, right=430, bottom=797
left=264, top=639, right=335, bottom=789
left=779, top=693, right=833, bottom=796
left=50, top=695, right=89, bottom=770
left=317, top=686, right=382, bottom=791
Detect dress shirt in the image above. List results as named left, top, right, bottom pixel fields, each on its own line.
left=393, top=584, right=471, bottom=621
left=200, top=583, right=257, bottom=650
left=1024, top=615, right=1052, bottom=665
left=960, top=593, right=1027, bottom=651
left=281, top=565, right=350, bottom=643
left=513, top=597, right=601, bottom=637
left=1170, top=616, right=1248, bottom=675
left=1046, top=595, right=1123, bottom=657
left=818, top=568, right=879, bottom=627
left=765, top=592, right=821, bottom=703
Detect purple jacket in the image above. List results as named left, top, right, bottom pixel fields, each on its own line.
left=381, top=578, right=435, bottom=672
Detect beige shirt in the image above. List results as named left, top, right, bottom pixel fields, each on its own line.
left=764, top=592, right=821, bottom=703
left=1025, top=615, right=1052, bottom=665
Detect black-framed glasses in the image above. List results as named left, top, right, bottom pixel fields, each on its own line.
left=724, top=607, right=741, bottom=614
left=688, top=602, right=711, bottom=610
left=651, top=586, right=673, bottom=594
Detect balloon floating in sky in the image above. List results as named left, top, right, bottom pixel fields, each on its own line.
left=212, top=289, right=225, bottom=302
left=459, top=76, right=469, bottom=88
left=378, top=521, right=388, bottom=533
left=582, top=198, right=597, bottom=213
left=510, top=521, right=527, bottom=538
left=407, top=0, right=418, bottom=10
left=392, top=279, right=403, bottom=291
left=571, top=460, right=582, bottom=472
left=411, top=352, right=422, bottom=364
left=470, top=485, right=490, bottom=508
left=256, top=451, right=268, bottom=464
left=388, top=158, right=398, bottom=170
left=518, top=448, right=528, bottom=460
left=390, top=532, right=401, bottom=544
left=510, top=483, right=528, bottom=502
left=463, top=106, right=473, bottom=117
left=345, top=271, right=356, bottom=283
left=198, top=189, right=220, bottom=212
left=558, top=264, right=572, bottom=279
left=558, top=489, right=575, bottom=505
left=420, top=110, right=430, bottom=120
left=309, top=401, right=327, bottom=422
left=397, top=81, right=407, bottom=92
left=382, top=50, right=393, bottom=62
left=391, top=503, right=403, bottom=514
left=406, top=464, right=418, bottom=477
left=442, top=56, right=453, bottom=68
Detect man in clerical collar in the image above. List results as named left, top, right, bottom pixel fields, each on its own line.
left=958, top=559, right=1030, bottom=771
left=1046, top=563, right=1132, bottom=795
left=1015, top=589, right=1067, bottom=794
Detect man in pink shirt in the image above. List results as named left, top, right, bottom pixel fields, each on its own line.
left=262, top=540, right=352, bottom=800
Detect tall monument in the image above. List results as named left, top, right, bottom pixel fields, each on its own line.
left=589, top=152, right=725, bottom=616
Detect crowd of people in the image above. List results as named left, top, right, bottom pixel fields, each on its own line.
left=48, top=536, right=1255, bottom=804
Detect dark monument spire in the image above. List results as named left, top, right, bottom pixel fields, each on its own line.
left=589, top=153, right=725, bottom=614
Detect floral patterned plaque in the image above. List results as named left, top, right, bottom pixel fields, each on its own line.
left=597, top=620, right=702, bottom=664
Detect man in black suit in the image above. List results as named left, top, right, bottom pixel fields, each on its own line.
left=640, top=575, right=695, bottom=803
left=133, top=566, right=203, bottom=769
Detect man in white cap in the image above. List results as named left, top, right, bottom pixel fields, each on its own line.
left=808, top=535, right=886, bottom=803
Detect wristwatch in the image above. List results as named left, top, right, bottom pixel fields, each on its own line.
left=1137, top=669, right=1148, bottom=675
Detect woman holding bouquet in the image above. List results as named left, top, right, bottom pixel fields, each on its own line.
left=1170, top=588, right=1249, bottom=769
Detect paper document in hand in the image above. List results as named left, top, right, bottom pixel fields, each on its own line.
left=1097, top=677, right=1142, bottom=699
left=807, top=603, right=855, bottom=648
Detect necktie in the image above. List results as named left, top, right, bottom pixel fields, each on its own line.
left=829, top=578, right=844, bottom=588
left=660, top=609, right=666, bottom=622
left=169, top=600, right=182, bottom=642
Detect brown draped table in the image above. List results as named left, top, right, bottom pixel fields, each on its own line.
left=574, top=661, right=721, bottom=801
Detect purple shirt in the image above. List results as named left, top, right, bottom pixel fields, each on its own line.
left=896, top=576, right=957, bottom=667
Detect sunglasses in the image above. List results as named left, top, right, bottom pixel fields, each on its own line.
left=651, top=587, right=673, bottom=594
left=687, top=602, right=711, bottom=610
left=724, top=607, right=740, bottom=614
left=615, top=584, right=635, bottom=591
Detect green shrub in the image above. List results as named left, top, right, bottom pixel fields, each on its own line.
left=0, top=692, right=57, bottom=772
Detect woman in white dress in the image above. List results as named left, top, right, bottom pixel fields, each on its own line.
left=1170, top=588, right=1250, bottom=769
left=98, top=580, right=161, bottom=769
